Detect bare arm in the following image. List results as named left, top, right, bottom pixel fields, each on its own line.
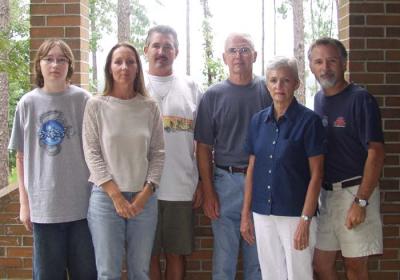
left=294, top=154, right=324, bottom=250
left=16, top=152, right=32, bottom=232
left=346, top=142, right=385, bottom=229
left=197, top=142, right=219, bottom=220
left=240, top=155, right=256, bottom=245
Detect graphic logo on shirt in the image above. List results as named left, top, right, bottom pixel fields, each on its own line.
left=38, top=111, right=74, bottom=156
left=163, top=116, right=193, bottom=133
left=333, top=116, right=346, bottom=128
left=322, top=116, right=328, bottom=127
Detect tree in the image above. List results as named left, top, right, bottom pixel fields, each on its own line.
left=118, top=0, right=131, bottom=42
left=129, top=0, right=150, bottom=54
left=2, top=0, right=29, bottom=180
left=0, top=0, right=10, bottom=189
left=291, top=0, right=305, bottom=104
left=200, top=0, right=226, bottom=86
left=89, top=0, right=115, bottom=93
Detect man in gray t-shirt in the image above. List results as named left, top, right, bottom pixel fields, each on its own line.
left=194, top=33, right=272, bottom=280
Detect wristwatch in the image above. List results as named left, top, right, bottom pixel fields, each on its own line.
left=354, top=197, right=369, bottom=207
left=145, top=180, right=156, bottom=193
left=301, top=215, right=312, bottom=222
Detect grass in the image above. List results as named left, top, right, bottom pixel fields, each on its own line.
left=8, top=167, right=17, bottom=185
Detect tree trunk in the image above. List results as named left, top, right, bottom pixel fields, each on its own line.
left=292, top=0, right=305, bottom=104
left=186, top=0, right=190, bottom=75
left=261, top=0, right=265, bottom=76
left=118, top=0, right=131, bottom=42
left=0, top=0, right=9, bottom=189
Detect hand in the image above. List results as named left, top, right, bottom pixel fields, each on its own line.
left=240, top=212, right=255, bottom=245
left=130, top=191, right=149, bottom=216
left=192, top=182, right=203, bottom=209
left=345, top=202, right=366, bottom=229
left=19, top=203, right=32, bottom=232
left=294, top=219, right=310, bottom=250
left=202, top=190, right=220, bottom=220
left=109, top=192, right=135, bottom=218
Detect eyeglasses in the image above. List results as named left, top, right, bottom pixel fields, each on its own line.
left=41, top=57, right=69, bottom=65
left=226, top=47, right=252, bottom=56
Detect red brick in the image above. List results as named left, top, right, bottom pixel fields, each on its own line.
left=22, top=236, right=32, bottom=247
left=31, top=4, right=64, bottom=15
left=350, top=73, right=384, bottom=84
left=384, top=238, right=400, bottom=248
left=384, top=155, right=399, bottom=165
left=6, top=247, right=32, bottom=258
left=349, top=49, right=384, bottom=60
left=387, top=3, right=400, bottom=13
left=387, top=27, right=400, bottom=37
left=381, top=108, right=400, bottom=119
left=383, top=131, right=400, bottom=142
left=5, top=269, right=32, bottom=279
left=350, top=15, right=365, bottom=25
left=384, top=167, right=400, bottom=177
left=367, top=15, right=400, bottom=25
left=386, top=97, right=400, bottom=107
left=387, top=73, right=400, bottom=83
left=47, top=15, right=81, bottom=26
left=0, top=236, right=20, bottom=247
left=370, top=272, right=398, bottom=280
left=0, top=258, right=22, bottom=267
left=382, top=204, right=400, bottom=213
left=30, top=27, right=65, bottom=38
left=30, top=16, right=45, bottom=27
left=380, top=178, right=399, bottom=189
left=383, top=226, right=399, bottom=237
left=5, top=225, right=30, bottom=235
left=367, top=62, right=400, bottom=72
left=367, top=38, right=400, bottom=49
left=385, top=120, right=400, bottom=130
left=350, top=3, right=384, bottom=13
left=22, top=258, right=32, bottom=269
left=366, top=85, right=400, bottom=95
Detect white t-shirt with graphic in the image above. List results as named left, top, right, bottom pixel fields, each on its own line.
left=146, top=73, right=203, bottom=201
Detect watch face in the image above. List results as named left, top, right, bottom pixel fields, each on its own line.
left=356, top=198, right=367, bottom=207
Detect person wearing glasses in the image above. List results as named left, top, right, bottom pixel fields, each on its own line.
left=240, top=56, right=326, bottom=280
left=8, top=39, right=97, bottom=279
left=194, top=33, right=272, bottom=279
left=82, top=42, right=165, bottom=279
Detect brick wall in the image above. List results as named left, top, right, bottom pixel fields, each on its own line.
left=338, top=1, right=400, bottom=279
left=0, top=0, right=399, bottom=279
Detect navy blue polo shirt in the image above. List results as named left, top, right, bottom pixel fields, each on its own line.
left=245, top=98, right=326, bottom=216
left=314, top=83, right=384, bottom=183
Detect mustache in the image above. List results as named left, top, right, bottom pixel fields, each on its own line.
left=156, top=55, right=168, bottom=60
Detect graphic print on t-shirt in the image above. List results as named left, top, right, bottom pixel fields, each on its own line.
left=38, top=110, right=74, bottom=156
left=163, top=116, right=193, bottom=133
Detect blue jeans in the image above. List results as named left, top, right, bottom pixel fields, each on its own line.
left=212, top=167, right=261, bottom=280
left=88, top=186, right=157, bottom=280
left=33, top=219, right=97, bottom=280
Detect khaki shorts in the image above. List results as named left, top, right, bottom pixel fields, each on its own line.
left=316, top=185, right=383, bottom=258
left=152, top=200, right=194, bottom=255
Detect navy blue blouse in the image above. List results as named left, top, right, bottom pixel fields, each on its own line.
left=245, top=98, right=326, bottom=216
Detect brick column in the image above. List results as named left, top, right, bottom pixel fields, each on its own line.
left=30, top=0, right=90, bottom=89
left=338, top=0, right=400, bottom=278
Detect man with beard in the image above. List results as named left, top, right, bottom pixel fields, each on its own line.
left=144, top=25, right=203, bottom=280
left=309, top=37, right=385, bottom=280
left=195, top=33, right=271, bottom=279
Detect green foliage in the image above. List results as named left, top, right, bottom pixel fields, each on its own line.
left=277, top=0, right=290, bottom=20
left=200, top=0, right=226, bottom=87
left=3, top=0, right=30, bottom=172
left=89, top=0, right=115, bottom=53
left=130, top=0, right=150, bottom=55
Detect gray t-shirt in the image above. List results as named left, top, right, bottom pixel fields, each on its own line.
left=194, top=76, right=272, bottom=166
left=8, top=85, right=92, bottom=223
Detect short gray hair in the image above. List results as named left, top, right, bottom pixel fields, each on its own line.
left=224, top=32, right=255, bottom=51
left=307, top=37, right=347, bottom=62
left=266, top=56, right=299, bottom=81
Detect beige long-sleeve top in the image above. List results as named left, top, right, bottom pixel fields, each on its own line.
left=82, top=94, right=165, bottom=192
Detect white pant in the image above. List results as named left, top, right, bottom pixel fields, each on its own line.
left=253, top=213, right=317, bottom=280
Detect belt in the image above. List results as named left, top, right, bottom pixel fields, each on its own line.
left=323, top=177, right=362, bottom=191
left=216, top=164, right=248, bottom=174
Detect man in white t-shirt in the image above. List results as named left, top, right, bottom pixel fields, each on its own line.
left=145, top=25, right=203, bottom=280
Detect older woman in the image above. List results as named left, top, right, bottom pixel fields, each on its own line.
left=240, top=57, right=326, bottom=279
left=83, top=42, right=164, bottom=279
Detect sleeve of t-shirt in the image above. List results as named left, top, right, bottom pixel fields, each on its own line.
left=82, top=98, right=113, bottom=186
left=194, top=91, right=214, bottom=145
left=8, top=101, right=24, bottom=152
left=303, top=114, right=327, bottom=158
left=354, top=92, right=384, bottom=150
